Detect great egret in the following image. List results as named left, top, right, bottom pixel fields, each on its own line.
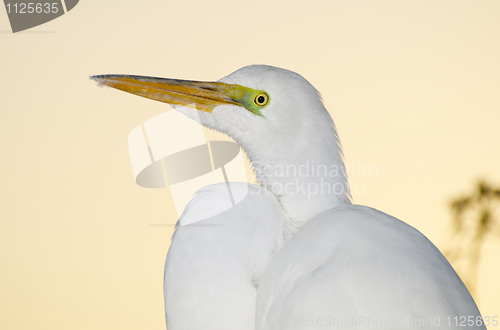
left=92, top=65, right=485, bottom=330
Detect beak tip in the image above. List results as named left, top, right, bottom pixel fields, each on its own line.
left=90, top=75, right=107, bottom=87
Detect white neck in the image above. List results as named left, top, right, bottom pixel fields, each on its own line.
left=177, top=67, right=351, bottom=239
left=240, top=116, right=351, bottom=239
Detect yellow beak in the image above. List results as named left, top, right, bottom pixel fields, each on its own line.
left=91, top=74, right=243, bottom=113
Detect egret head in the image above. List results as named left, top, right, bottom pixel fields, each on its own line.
left=193, top=66, right=332, bottom=152
left=91, top=65, right=335, bottom=162
left=92, top=65, right=350, bottom=236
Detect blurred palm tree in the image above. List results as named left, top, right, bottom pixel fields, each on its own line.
left=447, top=180, right=500, bottom=295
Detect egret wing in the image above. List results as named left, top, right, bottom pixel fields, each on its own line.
left=256, top=205, right=484, bottom=330
left=165, top=183, right=285, bottom=330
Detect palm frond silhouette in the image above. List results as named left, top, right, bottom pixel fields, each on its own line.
left=447, top=180, right=500, bottom=296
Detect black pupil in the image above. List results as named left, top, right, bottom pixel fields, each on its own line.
left=257, top=95, right=265, bottom=104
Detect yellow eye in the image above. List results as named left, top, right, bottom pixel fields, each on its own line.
left=254, top=92, right=269, bottom=107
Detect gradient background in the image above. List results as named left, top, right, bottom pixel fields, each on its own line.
left=1, top=1, right=499, bottom=329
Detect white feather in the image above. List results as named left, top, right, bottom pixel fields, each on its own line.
left=166, top=65, right=484, bottom=330
left=164, top=183, right=284, bottom=330
left=256, top=205, right=482, bottom=329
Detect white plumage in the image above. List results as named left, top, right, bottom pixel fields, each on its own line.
left=174, top=66, right=351, bottom=238
left=164, top=183, right=284, bottom=330
left=256, top=205, right=481, bottom=329
left=92, top=65, right=484, bottom=330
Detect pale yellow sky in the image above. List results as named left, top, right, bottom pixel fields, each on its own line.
left=1, top=1, right=499, bottom=329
